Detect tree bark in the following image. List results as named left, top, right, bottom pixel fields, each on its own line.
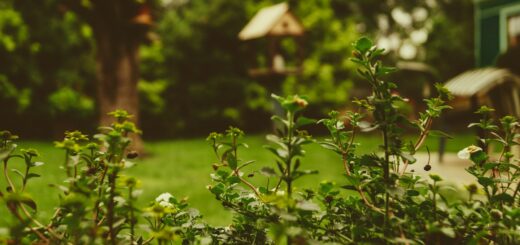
left=89, top=0, right=147, bottom=153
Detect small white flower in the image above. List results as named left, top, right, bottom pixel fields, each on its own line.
left=276, top=190, right=285, bottom=196
left=457, top=145, right=483, bottom=160
left=159, top=201, right=173, bottom=208
left=156, top=192, right=173, bottom=203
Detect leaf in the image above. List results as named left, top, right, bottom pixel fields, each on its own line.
left=428, top=130, right=453, bottom=139
left=271, top=115, right=289, bottom=128
left=400, top=152, right=416, bottom=164
left=266, top=135, right=287, bottom=150
left=226, top=176, right=240, bottom=184
left=376, top=66, right=397, bottom=76
left=0, top=143, right=16, bottom=161
left=483, top=163, right=500, bottom=171
left=387, top=186, right=405, bottom=198
left=259, top=167, right=277, bottom=177
left=429, top=174, right=443, bottom=182
left=296, top=200, right=321, bottom=212
left=11, top=169, right=25, bottom=180
left=340, top=185, right=357, bottom=191
left=258, top=186, right=269, bottom=194
left=490, top=193, right=514, bottom=203
left=345, top=175, right=360, bottom=186
left=239, top=160, right=255, bottom=169
left=406, top=189, right=420, bottom=196
left=440, top=227, right=455, bottom=238
left=354, top=37, right=373, bottom=53
left=227, top=155, right=237, bottom=170
left=5, top=193, right=38, bottom=211
left=209, top=183, right=225, bottom=195
left=477, top=177, right=493, bottom=187
left=32, top=161, right=44, bottom=167
left=319, top=141, right=341, bottom=153
left=26, top=173, right=41, bottom=180
left=296, top=117, right=316, bottom=127
left=470, top=151, right=487, bottom=164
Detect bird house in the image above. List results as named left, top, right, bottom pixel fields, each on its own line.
left=131, top=4, right=153, bottom=26
left=238, top=2, right=305, bottom=77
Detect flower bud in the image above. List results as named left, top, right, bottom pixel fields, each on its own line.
left=325, top=195, right=334, bottom=203
left=466, top=183, right=478, bottom=195
left=295, top=98, right=308, bottom=108
left=352, top=50, right=362, bottom=59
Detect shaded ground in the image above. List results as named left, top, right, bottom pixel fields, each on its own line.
left=408, top=153, right=475, bottom=185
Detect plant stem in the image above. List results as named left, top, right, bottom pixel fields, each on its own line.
left=107, top=170, right=118, bottom=245
left=286, top=111, right=294, bottom=198
left=3, top=159, right=16, bottom=192
left=129, top=186, right=135, bottom=244
left=382, top=117, right=391, bottom=234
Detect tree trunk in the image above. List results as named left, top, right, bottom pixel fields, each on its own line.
left=90, top=1, right=147, bottom=153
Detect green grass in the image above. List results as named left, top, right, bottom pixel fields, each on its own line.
left=1, top=133, right=474, bottom=226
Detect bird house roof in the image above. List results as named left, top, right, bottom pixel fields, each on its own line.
left=238, top=2, right=304, bottom=40
left=444, top=68, right=520, bottom=97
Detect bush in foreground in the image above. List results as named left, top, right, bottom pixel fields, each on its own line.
left=0, top=38, right=518, bottom=244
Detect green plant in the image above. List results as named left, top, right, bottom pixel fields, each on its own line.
left=1, top=38, right=518, bottom=245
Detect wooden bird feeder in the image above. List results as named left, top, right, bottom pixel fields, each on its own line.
left=132, top=4, right=153, bottom=26
left=238, top=2, right=305, bottom=77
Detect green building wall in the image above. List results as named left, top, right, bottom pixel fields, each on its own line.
left=475, top=0, right=520, bottom=67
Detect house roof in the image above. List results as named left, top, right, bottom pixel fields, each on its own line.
left=444, top=68, right=520, bottom=97
left=238, top=2, right=303, bottom=40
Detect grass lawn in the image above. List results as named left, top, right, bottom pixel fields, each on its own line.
left=1, top=133, right=475, bottom=227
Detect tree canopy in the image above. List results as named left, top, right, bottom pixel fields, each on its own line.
left=0, top=0, right=474, bottom=138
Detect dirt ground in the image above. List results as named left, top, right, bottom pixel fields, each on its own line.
left=405, top=153, right=476, bottom=186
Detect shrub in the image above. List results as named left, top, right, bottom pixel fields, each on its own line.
left=1, top=38, right=518, bottom=244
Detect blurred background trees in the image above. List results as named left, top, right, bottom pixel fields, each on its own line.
left=0, top=0, right=474, bottom=139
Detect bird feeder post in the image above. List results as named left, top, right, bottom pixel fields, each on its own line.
left=238, top=2, right=306, bottom=130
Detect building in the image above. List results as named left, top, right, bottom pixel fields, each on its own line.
left=445, top=0, right=520, bottom=119
left=475, top=0, right=520, bottom=67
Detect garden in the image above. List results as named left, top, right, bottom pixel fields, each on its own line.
left=1, top=0, right=519, bottom=244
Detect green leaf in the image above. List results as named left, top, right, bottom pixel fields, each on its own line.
left=226, top=176, right=240, bottom=184
left=271, top=115, right=289, bottom=128
left=296, top=116, right=316, bottom=127
left=0, top=143, right=16, bottom=161
left=227, top=155, right=237, bottom=169
left=470, top=151, right=487, bottom=164
left=477, top=177, right=493, bottom=187
left=429, top=174, right=442, bottom=182
left=376, top=66, right=397, bottom=76
left=429, top=130, right=453, bottom=139
left=354, top=37, right=373, bottom=53
left=259, top=167, right=277, bottom=177
left=406, top=189, right=420, bottom=196
left=319, top=141, right=341, bottom=153
left=340, top=185, right=357, bottom=191
left=26, top=173, right=41, bottom=180
left=490, top=193, right=514, bottom=203
left=209, top=183, right=225, bottom=195
left=11, top=169, right=25, bottom=180
left=345, top=175, right=360, bottom=186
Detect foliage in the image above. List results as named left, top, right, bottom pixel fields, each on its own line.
left=0, top=0, right=96, bottom=136
left=1, top=38, right=518, bottom=245
left=0, top=0, right=475, bottom=138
